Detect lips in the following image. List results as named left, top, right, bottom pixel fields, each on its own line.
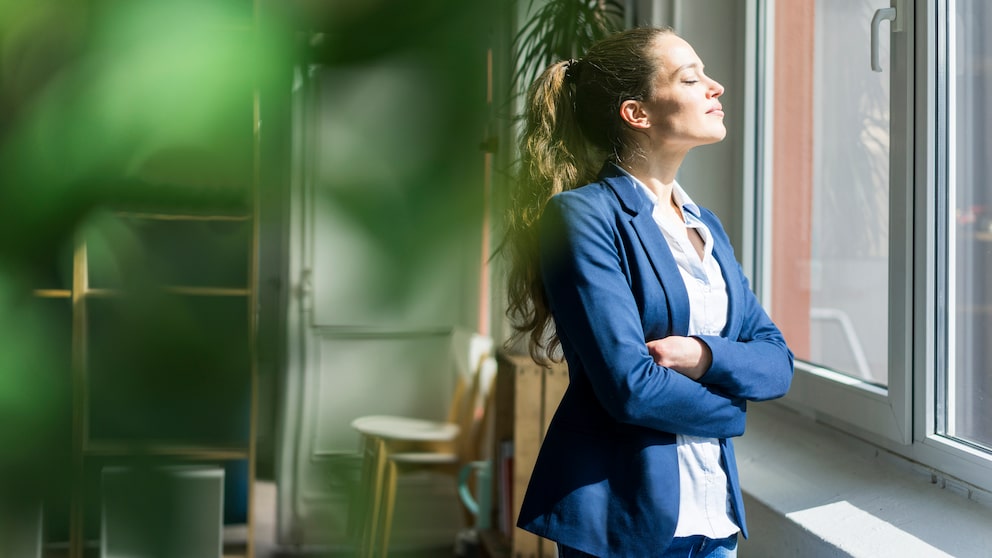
left=707, top=105, right=724, bottom=116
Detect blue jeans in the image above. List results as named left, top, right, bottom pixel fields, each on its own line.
left=558, top=533, right=738, bottom=558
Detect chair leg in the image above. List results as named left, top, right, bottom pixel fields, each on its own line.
left=349, top=436, right=373, bottom=539
left=358, top=437, right=388, bottom=558
left=377, top=459, right=400, bottom=558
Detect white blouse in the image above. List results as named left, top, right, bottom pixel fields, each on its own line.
left=635, top=177, right=739, bottom=539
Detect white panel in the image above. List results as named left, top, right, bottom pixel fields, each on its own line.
left=0, top=504, right=42, bottom=558
left=311, top=198, right=467, bottom=329
left=308, top=63, right=477, bottom=330
left=102, top=466, right=224, bottom=558
left=311, top=333, right=457, bottom=454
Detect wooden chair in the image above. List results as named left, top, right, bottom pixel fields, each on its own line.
left=351, top=334, right=496, bottom=558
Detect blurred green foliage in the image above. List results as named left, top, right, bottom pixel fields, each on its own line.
left=0, top=0, right=292, bottom=544
left=0, top=0, right=286, bottom=259
left=0, top=0, right=495, bottom=551
left=307, top=0, right=492, bottom=314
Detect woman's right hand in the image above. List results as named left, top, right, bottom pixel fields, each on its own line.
left=646, top=336, right=712, bottom=381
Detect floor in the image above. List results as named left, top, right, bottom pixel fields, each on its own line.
left=35, top=480, right=457, bottom=558
left=250, top=481, right=458, bottom=558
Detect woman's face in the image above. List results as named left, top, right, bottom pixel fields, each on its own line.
left=640, top=33, right=726, bottom=150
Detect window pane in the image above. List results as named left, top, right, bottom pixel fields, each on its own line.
left=945, top=0, right=992, bottom=449
left=772, top=0, right=890, bottom=386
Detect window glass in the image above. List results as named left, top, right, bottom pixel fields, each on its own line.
left=944, top=0, right=992, bottom=449
left=773, top=0, right=891, bottom=386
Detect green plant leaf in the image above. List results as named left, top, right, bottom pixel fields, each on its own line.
left=511, top=0, right=623, bottom=92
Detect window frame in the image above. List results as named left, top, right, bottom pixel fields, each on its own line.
left=911, top=0, right=992, bottom=491
left=750, top=0, right=992, bottom=494
left=753, top=0, right=913, bottom=444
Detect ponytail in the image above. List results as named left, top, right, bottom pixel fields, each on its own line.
left=503, top=27, right=670, bottom=364
left=504, top=60, right=597, bottom=364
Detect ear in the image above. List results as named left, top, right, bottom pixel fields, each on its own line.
left=619, top=99, right=651, bottom=130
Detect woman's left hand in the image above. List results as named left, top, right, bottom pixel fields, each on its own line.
left=646, top=336, right=713, bottom=381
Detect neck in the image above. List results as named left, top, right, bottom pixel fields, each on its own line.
left=622, top=147, right=688, bottom=203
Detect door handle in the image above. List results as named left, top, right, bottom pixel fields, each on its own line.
left=871, top=7, right=897, bottom=72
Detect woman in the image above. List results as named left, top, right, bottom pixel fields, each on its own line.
left=503, top=27, right=794, bottom=557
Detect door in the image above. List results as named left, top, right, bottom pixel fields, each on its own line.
left=275, top=5, right=495, bottom=549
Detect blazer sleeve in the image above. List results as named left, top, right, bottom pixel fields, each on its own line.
left=540, top=192, right=747, bottom=439
left=694, top=210, right=794, bottom=401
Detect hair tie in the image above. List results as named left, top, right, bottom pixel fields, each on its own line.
left=564, top=58, right=581, bottom=84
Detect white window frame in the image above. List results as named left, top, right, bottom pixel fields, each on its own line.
left=749, top=0, right=992, bottom=494
left=909, top=0, right=992, bottom=493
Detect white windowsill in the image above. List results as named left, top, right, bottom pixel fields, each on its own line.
left=736, top=403, right=992, bottom=558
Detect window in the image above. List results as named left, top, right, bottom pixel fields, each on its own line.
left=760, top=0, right=992, bottom=490
left=808, top=0, right=890, bottom=387
left=766, top=0, right=911, bottom=443
left=939, top=0, right=992, bottom=453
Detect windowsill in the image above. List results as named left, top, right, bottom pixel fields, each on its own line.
left=736, top=403, right=992, bottom=557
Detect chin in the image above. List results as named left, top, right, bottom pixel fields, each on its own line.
left=699, top=133, right=726, bottom=146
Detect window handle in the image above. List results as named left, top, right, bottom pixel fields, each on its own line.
left=871, top=7, right=897, bottom=72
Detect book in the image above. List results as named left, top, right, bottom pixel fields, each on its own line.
left=497, top=439, right=514, bottom=537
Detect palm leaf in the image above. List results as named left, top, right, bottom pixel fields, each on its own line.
left=511, top=0, right=623, bottom=91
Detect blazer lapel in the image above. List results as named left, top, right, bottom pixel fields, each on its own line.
left=600, top=164, right=691, bottom=336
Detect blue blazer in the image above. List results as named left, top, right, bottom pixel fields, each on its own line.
left=517, top=163, right=794, bottom=557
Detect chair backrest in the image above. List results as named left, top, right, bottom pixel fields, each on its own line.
left=445, top=331, right=489, bottom=421
left=459, top=353, right=497, bottom=463
left=445, top=371, right=471, bottom=427
left=447, top=331, right=496, bottom=463
left=447, top=333, right=496, bottom=464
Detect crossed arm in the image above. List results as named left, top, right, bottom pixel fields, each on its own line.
left=647, top=336, right=712, bottom=381
left=648, top=280, right=794, bottom=404
left=541, top=193, right=793, bottom=439
left=657, top=207, right=794, bottom=403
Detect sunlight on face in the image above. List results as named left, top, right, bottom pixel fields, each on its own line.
left=643, top=34, right=727, bottom=150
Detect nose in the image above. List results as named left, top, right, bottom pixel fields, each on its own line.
left=708, top=78, right=724, bottom=98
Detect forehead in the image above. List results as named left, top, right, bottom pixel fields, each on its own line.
left=651, top=34, right=702, bottom=76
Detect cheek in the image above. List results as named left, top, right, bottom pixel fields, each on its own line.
left=661, top=102, right=697, bottom=131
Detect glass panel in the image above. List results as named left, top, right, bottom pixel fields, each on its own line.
left=773, top=0, right=891, bottom=385
left=33, top=238, right=74, bottom=292
left=87, top=294, right=250, bottom=445
left=85, top=212, right=250, bottom=289
left=28, top=296, right=73, bottom=543
left=809, top=0, right=890, bottom=386
left=945, top=0, right=992, bottom=449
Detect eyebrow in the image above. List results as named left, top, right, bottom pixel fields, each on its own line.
left=672, top=62, right=703, bottom=76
